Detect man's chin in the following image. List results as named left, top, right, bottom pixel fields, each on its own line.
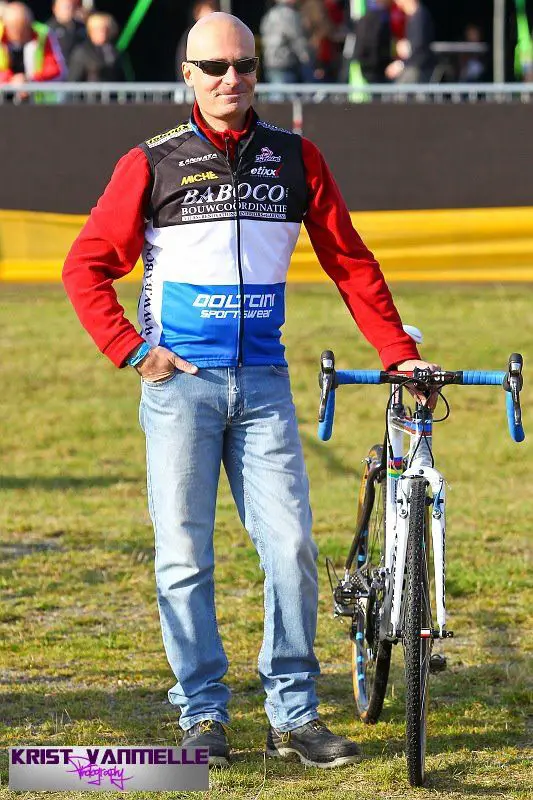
left=215, top=98, right=250, bottom=117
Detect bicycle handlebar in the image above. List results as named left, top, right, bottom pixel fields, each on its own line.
left=334, top=369, right=506, bottom=386
left=506, top=392, right=525, bottom=442
left=317, top=354, right=525, bottom=443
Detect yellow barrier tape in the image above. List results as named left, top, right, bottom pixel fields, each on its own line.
left=2, top=207, right=533, bottom=282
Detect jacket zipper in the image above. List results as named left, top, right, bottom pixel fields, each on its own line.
left=225, top=136, right=244, bottom=366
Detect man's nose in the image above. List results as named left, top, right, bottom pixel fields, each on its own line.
left=223, top=65, right=241, bottom=85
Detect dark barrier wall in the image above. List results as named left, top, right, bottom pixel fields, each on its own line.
left=1, top=104, right=532, bottom=214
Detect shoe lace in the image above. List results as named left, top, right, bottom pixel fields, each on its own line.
left=198, top=720, right=220, bottom=734
left=310, top=720, right=328, bottom=733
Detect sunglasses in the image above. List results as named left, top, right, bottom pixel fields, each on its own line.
left=187, top=57, right=259, bottom=77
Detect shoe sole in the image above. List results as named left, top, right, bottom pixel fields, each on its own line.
left=266, top=747, right=361, bottom=769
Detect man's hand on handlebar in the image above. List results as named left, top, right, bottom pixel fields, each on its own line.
left=395, top=359, right=441, bottom=410
left=135, top=346, right=198, bottom=382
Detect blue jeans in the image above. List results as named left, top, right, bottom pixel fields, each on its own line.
left=139, top=366, right=320, bottom=731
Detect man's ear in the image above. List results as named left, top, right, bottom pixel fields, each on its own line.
left=182, top=62, right=194, bottom=87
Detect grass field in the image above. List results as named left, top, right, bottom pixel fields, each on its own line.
left=1, top=282, right=532, bottom=799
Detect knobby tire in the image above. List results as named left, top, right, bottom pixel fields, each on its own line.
left=404, top=476, right=433, bottom=786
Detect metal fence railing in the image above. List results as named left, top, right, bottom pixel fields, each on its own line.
left=2, top=82, right=533, bottom=103
left=267, top=81, right=529, bottom=103
left=2, top=82, right=533, bottom=134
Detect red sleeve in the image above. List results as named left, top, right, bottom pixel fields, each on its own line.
left=62, top=147, right=151, bottom=367
left=301, top=137, right=420, bottom=369
left=34, top=33, right=65, bottom=81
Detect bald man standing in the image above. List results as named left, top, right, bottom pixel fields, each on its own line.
left=64, top=12, right=433, bottom=768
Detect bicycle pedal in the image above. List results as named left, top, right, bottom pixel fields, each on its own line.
left=429, top=653, right=447, bottom=673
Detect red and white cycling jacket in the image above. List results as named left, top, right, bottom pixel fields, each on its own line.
left=63, top=103, right=420, bottom=369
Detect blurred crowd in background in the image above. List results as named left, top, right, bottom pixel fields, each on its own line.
left=1, top=0, right=533, bottom=92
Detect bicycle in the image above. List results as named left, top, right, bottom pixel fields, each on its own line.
left=316, top=333, right=525, bottom=786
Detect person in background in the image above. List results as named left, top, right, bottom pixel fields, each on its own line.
left=385, top=0, right=435, bottom=83
left=323, top=0, right=345, bottom=80
left=300, top=0, right=334, bottom=81
left=68, top=12, right=128, bottom=82
left=176, top=0, right=219, bottom=81
left=458, top=24, right=488, bottom=83
left=390, top=0, right=406, bottom=41
left=354, top=0, right=392, bottom=84
left=0, top=1, right=65, bottom=87
left=506, top=0, right=533, bottom=81
left=73, top=0, right=94, bottom=24
left=260, top=0, right=313, bottom=83
left=48, top=0, right=86, bottom=64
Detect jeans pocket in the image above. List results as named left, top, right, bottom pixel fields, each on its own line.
left=142, top=369, right=179, bottom=387
left=269, top=365, right=290, bottom=378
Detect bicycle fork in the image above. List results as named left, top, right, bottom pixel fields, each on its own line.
left=386, top=467, right=451, bottom=640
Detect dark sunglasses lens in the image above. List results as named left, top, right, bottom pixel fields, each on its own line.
left=199, top=58, right=257, bottom=76
left=200, top=61, right=230, bottom=76
left=234, top=58, right=258, bottom=74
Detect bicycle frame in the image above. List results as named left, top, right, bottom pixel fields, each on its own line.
left=384, top=385, right=447, bottom=641
left=318, top=352, right=525, bottom=644
left=318, top=351, right=524, bottom=784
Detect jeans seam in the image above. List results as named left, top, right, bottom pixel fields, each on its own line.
left=144, top=399, right=228, bottom=718
left=144, top=424, right=172, bottom=658
left=227, top=434, right=277, bottom=725
left=145, top=439, right=156, bottom=529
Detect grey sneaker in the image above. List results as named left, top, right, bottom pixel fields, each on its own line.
left=266, top=718, right=361, bottom=768
left=182, top=720, right=230, bottom=767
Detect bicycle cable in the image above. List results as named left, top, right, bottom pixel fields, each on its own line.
left=384, top=378, right=453, bottom=471
left=431, top=388, right=451, bottom=423
left=384, top=376, right=416, bottom=463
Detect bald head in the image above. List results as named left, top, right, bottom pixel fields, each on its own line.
left=182, top=12, right=257, bottom=132
left=186, top=12, right=255, bottom=60
left=4, top=2, right=33, bottom=44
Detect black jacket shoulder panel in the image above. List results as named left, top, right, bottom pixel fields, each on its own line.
left=143, top=121, right=192, bottom=147
left=138, top=125, right=196, bottom=171
left=256, top=120, right=295, bottom=136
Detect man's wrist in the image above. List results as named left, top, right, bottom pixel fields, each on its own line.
left=126, top=342, right=152, bottom=367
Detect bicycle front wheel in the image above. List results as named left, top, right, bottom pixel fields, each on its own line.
left=351, top=444, right=392, bottom=724
left=404, top=476, right=433, bottom=786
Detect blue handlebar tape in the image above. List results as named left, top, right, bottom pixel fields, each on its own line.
left=336, top=370, right=382, bottom=385
left=461, top=371, right=506, bottom=385
left=318, top=368, right=524, bottom=442
left=318, top=389, right=336, bottom=441
left=506, top=391, right=525, bottom=442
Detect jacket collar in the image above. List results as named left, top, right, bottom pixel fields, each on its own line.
left=190, top=102, right=257, bottom=161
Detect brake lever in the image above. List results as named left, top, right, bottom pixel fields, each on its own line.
left=510, top=377, right=522, bottom=425
left=504, top=353, right=524, bottom=426
left=318, top=350, right=335, bottom=422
